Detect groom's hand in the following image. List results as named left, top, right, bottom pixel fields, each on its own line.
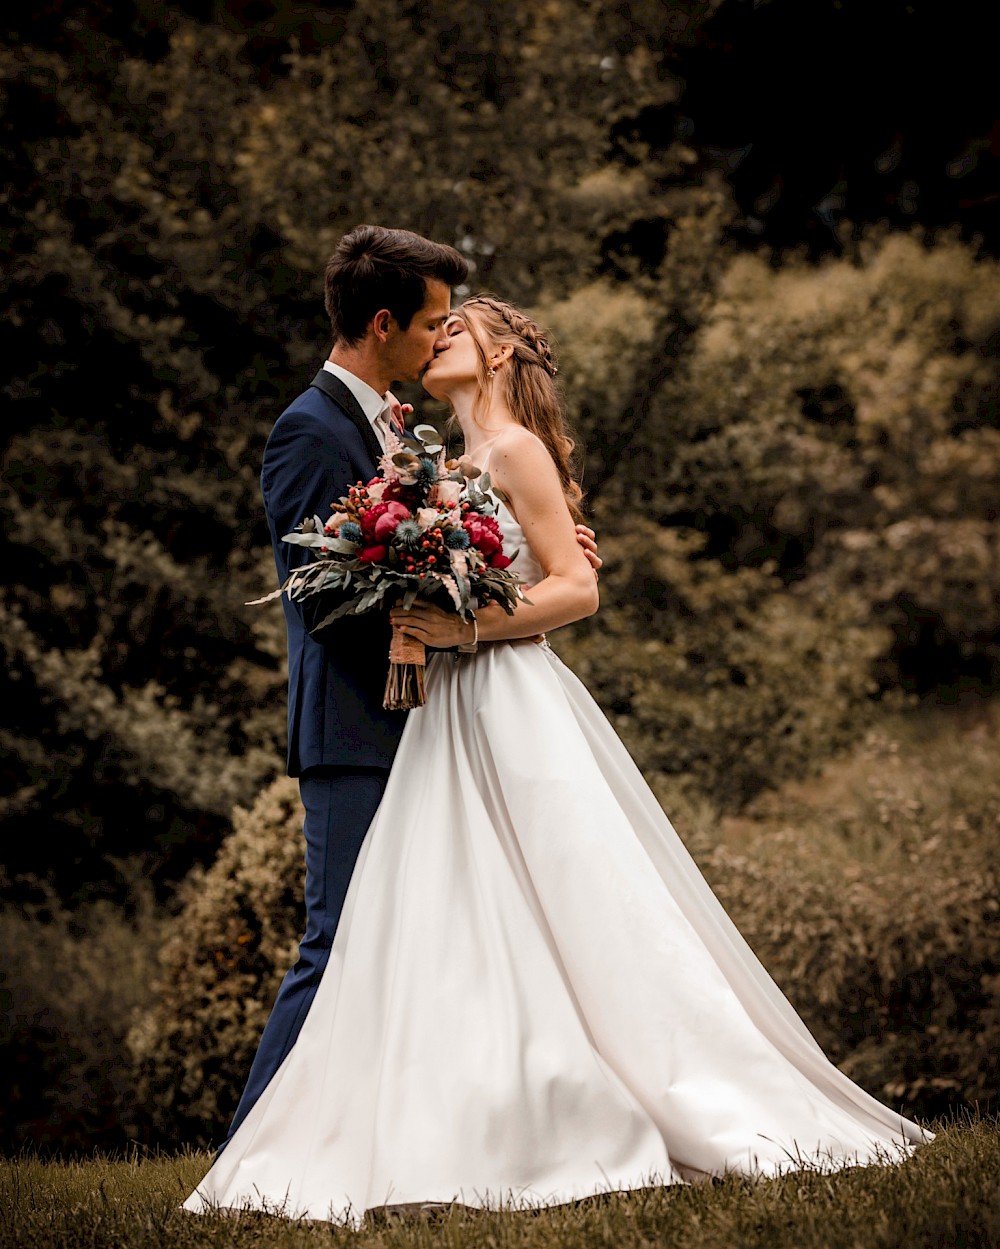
left=385, top=391, right=414, bottom=429
left=575, top=525, right=602, bottom=578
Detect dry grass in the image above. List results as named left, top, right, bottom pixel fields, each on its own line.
left=1, top=1117, right=997, bottom=1249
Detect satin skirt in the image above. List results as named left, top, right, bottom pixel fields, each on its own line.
left=184, top=641, right=927, bottom=1223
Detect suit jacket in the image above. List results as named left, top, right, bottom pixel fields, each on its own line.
left=261, top=369, right=407, bottom=775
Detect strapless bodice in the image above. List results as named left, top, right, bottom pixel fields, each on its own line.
left=493, top=497, right=544, bottom=589
left=475, top=441, right=545, bottom=590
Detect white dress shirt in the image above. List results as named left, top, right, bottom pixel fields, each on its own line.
left=322, top=360, right=391, bottom=451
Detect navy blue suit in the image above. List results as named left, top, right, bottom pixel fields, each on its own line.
left=221, top=369, right=407, bottom=1147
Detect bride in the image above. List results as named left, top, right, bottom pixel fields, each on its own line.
left=184, top=295, right=929, bottom=1222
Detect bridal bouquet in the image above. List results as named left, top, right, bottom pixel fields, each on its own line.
left=251, top=425, right=527, bottom=709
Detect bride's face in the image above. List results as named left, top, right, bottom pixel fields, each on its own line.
left=421, top=314, right=483, bottom=400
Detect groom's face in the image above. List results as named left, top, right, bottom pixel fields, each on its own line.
left=383, top=279, right=452, bottom=384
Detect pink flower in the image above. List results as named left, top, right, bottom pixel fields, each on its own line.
left=435, top=479, right=463, bottom=506
left=373, top=501, right=411, bottom=541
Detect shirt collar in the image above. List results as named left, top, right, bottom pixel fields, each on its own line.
left=322, top=360, right=388, bottom=428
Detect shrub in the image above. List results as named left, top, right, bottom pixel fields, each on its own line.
left=128, top=778, right=305, bottom=1146
left=0, top=872, right=161, bottom=1154
left=701, top=838, right=998, bottom=1120
left=699, top=700, right=1000, bottom=1118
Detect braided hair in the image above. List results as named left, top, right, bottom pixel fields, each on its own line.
left=458, top=295, right=584, bottom=523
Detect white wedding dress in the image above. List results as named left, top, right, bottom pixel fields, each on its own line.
left=184, top=492, right=928, bottom=1223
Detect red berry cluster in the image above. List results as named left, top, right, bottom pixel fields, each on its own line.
left=400, top=525, right=448, bottom=576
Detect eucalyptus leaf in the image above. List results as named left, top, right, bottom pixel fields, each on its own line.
left=357, top=586, right=387, bottom=612
left=311, top=599, right=355, bottom=630
left=287, top=569, right=323, bottom=597
left=245, top=584, right=286, bottom=606
left=433, top=572, right=463, bottom=612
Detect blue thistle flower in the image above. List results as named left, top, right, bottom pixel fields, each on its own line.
left=339, top=521, right=362, bottom=544
left=394, top=519, right=423, bottom=548
left=445, top=528, right=471, bottom=550
left=414, top=457, right=438, bottom=490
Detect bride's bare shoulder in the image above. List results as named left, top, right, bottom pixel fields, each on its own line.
left=488, top=426, right=553, bottom=475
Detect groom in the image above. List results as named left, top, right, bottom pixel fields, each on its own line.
left=219, top=225, right=465, bottom=1147
left=222, top=224, right=599, bottom=1148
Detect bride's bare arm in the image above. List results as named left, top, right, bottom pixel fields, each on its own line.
left=389, top=428, right=598, bottom=648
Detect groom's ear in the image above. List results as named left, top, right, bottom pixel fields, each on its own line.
left=372, top=309, right=393, bottom=343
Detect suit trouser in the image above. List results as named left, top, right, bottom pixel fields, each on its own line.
left=219, top=765, right=389, bottom=1149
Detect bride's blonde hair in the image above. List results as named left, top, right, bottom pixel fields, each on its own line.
left=457, top=295, right=585, bottom=523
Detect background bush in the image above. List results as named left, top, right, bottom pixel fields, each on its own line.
left=709, top=702, right=1000, bottom=1117
left=128, top=778, right=305, bottom=1145
left=0, top=872, right=161, bottom=1153
left=583, top=229, right=1000, bottom=692
left=554, top=520, right=888, bottom=810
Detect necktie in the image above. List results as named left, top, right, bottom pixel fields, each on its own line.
left=373, top=401, right=393, bottom=450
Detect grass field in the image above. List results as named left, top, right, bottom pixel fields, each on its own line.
left=2, top=1117, right=998, bottom=1249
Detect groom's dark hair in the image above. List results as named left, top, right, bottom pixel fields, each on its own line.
left=325, top=225, right=468, bottom=345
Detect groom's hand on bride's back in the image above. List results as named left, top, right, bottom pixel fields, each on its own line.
left=575, top=525, right=601, bottom=578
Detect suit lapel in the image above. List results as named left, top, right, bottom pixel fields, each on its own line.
left=309, top=368, right=384, bottom=467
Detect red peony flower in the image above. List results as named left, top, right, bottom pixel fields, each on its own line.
left=359, top=501, right=390, bottom=540
left=373, top=501, right=411, bottom=542
left=488, top=552, right=512, bottom=569
left=358, top=544, right=387, bottom=564
left=381, top=479, right=420, bottom=506
left=463, top=513, right=503, bottom=557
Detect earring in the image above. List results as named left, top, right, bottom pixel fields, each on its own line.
left=487, top=366, right=496, bottom=379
